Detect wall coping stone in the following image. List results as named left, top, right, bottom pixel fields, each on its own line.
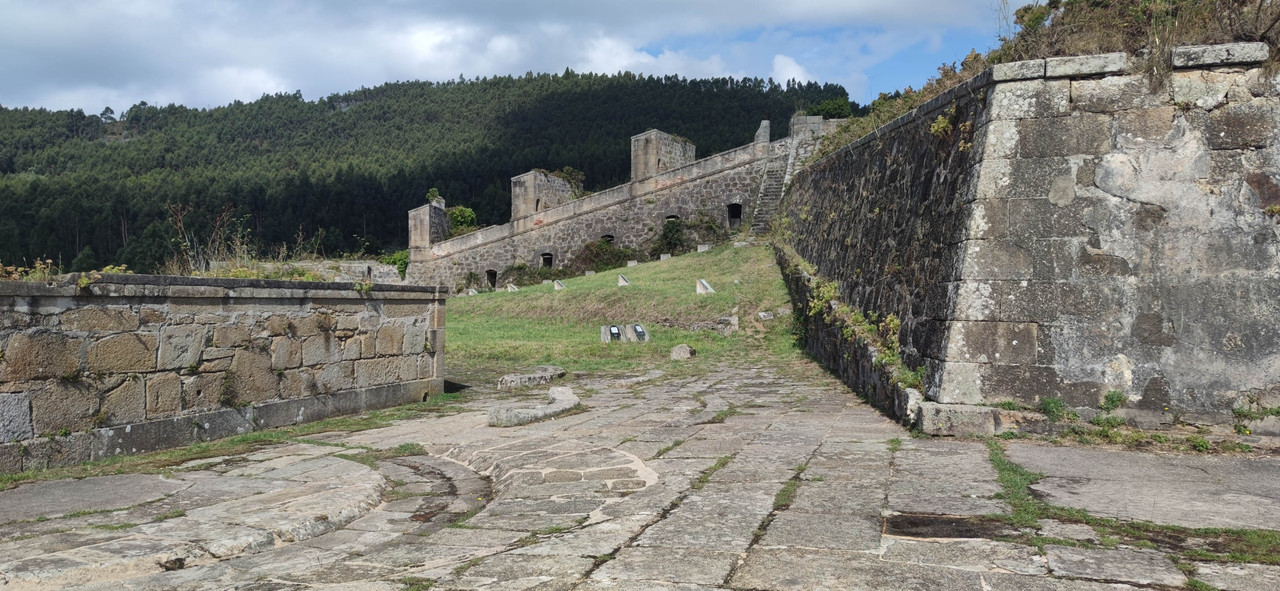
left=1045, top=52, right=1131, bottom=78
left=0, top=274, right=447, bottom=299
left=1172, top=42, right=1270, bottom=68
left=809, top=42, right=1272, bottom=169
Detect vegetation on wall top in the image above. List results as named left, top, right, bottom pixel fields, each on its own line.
left=811, top=0, right=1280, bottom=161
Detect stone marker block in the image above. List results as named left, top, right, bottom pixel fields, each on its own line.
left=506, top=284, right=519, bottom=292
left=1172, top=42, right=1269, bottom=68
left=660, top=254, right=671, bottom=261
left=733, top=241, right=749, bottom=248
left=541, top=280, right=552, bottom=284
left=625, top=324, right=650, bottom=342
left=717, top=316, right=739, bottom=334
left=0, top=393, right=33, bottom=442
left=553, top=280, right=565, bottom=291
left=584, top=271, right=595, bottom=275
left=757, top=311, right=774, bottom=321
left=617, top=275, right=630, bottom=286
left=627, top=260, right=638, bottom=267
left=466, top=288, right=478, bottom=296
left=696, top=279, right=715, bottom=294
left=670, top=344, right=696, bottom=360
left=697, top=244, right=711, bottom=252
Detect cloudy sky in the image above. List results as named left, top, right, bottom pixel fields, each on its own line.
left=1, top=0, right=1024, bottom=114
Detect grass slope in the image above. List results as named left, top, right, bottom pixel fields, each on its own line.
left=446, top=244, right=799, bottom=374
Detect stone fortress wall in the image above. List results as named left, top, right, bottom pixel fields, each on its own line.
left=406, top=119, right=831, bottom=290
left=0, top=275, right=445, bottom=473
left=781, top=42, right=1280, bottom=431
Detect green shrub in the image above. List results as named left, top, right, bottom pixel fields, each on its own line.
left=572, top=239, right=638, bottom=273
left=1038, top=397, right=1067, bottom=422
left=446, top=205, right=477, bottom=229
left=1090, top=414, right=1126, bottom=429
left=1100, top=390, right=1126, bottom=413
left=806, top=98, right=853, bottom=119
left=648, top=219, right=689, bottom=258
left=379, top=249, right=410, bottom=279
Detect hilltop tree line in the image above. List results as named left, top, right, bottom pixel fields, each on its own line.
left=0, top=71, right=850, bottom=272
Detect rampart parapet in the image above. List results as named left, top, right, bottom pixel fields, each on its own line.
left=407, top=116, right=822, bottom=290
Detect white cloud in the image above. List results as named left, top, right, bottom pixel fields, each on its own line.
left=0, top=0, right=1022, bottom=111
left=577, top=37, right=734, bottom=78
left=770, top=55, right=813, bottom=83
left=194, top=67, right=291, bottom=106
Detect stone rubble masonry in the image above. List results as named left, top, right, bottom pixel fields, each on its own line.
left=0, top=273, right=446, bottom=473
left=780, top=42, right=1280, bottom=430
left=207, top=259, right=410, bottom=285
left=406, top=119, right=829, bottom=292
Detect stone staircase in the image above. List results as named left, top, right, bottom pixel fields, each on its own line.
left=749, top=164, right=786, bottom=236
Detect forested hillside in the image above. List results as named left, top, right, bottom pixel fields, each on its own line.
left=0, top=71, right=847, bottom=271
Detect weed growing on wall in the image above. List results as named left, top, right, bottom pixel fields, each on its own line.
left=572, top=239, right=639, bottom=273
left=648, top=219, right=689, bottom=258
left=500, top=262, right=573, bottom=287
left=219, top=371, right=249, bottom=408
left=0, top=258, right=59, bottom=282
left=779, top=245, right=925, bottom=391
left=379, top=250, right=410, bottom=279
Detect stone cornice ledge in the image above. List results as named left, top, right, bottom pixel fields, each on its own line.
left=809, top=42, right=1271, bottom=168
left=0, top=273, right=447, bottom=299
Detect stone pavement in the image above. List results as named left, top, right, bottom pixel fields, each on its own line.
left=1, top=363, right=1278, bottom=590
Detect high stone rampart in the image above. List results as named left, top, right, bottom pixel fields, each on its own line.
left=780, top=42, right=1280, bottom=431
left=407, top=119, right=804, bottom=289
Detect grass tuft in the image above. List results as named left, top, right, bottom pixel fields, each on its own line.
left=692, top=455, right=733, bottom=490
left=651, top=439, right=684, bottom=460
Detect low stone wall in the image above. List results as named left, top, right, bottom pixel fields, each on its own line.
left=782, top=42, right=1280, bottom=429
left=776, top=249, right=921, bottom=423
left=0, top=274, right=445, bottom=473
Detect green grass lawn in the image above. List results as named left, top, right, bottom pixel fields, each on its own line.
left=445, top=244, right=802, bottom=374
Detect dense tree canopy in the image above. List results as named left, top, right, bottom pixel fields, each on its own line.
left=0, top=71, right=849, bottom=271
